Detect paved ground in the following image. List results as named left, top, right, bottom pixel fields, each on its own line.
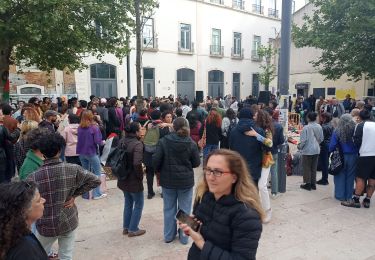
left=73, top=170, right=375, bottom=260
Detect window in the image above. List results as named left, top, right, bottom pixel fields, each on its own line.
left=211, top=29, right=221, bottom=54
left=233, top=32, right=242, bottom=55
left=268, top=0, right=278, bottom=17
left=210, top=0, right=224, bottom=4
left=95, top=20, right=108, bottom=38
left=327, top=88, right=336, bottom=95
left=292, top=1, right=296, bottom=13
left=142, top=18, right=154, bottom=48
left=143, top=68, right=155, bottom=80
left=180, top=23, right=191, bottom=50
left=253, top=35, right=261, bottom=54
left=90, top=64, right=116, bottom=79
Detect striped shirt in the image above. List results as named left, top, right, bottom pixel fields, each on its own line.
left=27, top=158, right=101, bottom=237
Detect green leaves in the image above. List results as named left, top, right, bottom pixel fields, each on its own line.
left=0, top=0, right=158, bottom=72
left=257, top=44, right=277, bottom=90
left=292, top=0, right=375, bottom=81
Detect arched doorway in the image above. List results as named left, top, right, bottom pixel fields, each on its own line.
left=177, top=68, right=195, bottom=101
left=208, top=70, right=224, bottom=98
left=90, top=63, right=117, bottom=97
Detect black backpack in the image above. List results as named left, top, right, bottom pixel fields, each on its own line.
left=106, top=145, right=128, bottom=180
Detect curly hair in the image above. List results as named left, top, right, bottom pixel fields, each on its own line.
left=256, top=109, right=274, bottom=135
left=336, top=114, right=355, bottom=143
left=0, top=181, right=37, bottom=259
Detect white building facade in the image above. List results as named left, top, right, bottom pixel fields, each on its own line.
left=75, top=0, right=308, bottom=101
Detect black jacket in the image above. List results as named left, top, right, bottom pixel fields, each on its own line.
left=117, top=134, right=144, bottom=193
left=6, top=233, right=48, bottom=260
left=107, top=107, right=121, bottom=136
left=0, top=126, right=20, bottom=183
left=229, top=119, right=265, bottom=181
left=152, top=132, right=200, bottom=189
left=200, top=121, right=222, bottom=146
left=321, top=122, right=333, bottom=147
left=271, top=121, right=285, bottom=155
left=188, top=192, right=262, bottom=260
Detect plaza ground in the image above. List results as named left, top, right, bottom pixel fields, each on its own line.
left=73, top=170, right=375, bottom=260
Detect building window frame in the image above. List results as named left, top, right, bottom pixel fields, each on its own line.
left=179, top=23, right=192, bottom=51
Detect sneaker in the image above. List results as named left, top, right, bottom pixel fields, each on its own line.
left=311, top=184, right=317, bottom=190
left=263, top=209, right=272, bottom=223
left=147, top=193, right=155, bottom=199
left=271, top=193, right=281, bottom=200
left=93, top=193, right=107, bottom=200
left=128, top=229, right=146, bottom=237
left=341, top=198, right=361, bottom=208
left=122, top=228, right=128, bottom=235
left=316, top=179, right=329, bottom=185
left=300, top=183, right=311, bottom=191
left=362, top=198, right=371, bottom=208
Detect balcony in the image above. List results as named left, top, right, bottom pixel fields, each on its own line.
left=252, top=4, right=264, bottom=14
left=142, top=37, right=158, bottom=52
left=178, top=41, right=194, bottom=55
left=251, top=50, right=261, bottom=61
left=210, top=0, right=224, bottom=4
left=268, top=8, right=279, bottom=18
left=232, top=0, right=245, bottom=10
left=210, top=45, right=224, bottom=57
left=231, top=48, right=244, bottom=59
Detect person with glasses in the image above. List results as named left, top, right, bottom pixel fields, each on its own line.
left=0, top=181, right=48, bottom=260
left=179, top=149, right=263, bottom=260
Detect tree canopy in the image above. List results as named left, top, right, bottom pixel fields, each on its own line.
left=257, top=44, right=277, bottom=91
left=292, top=0, right=375, bottom=81
left=0, top=0, right=158, bottom=72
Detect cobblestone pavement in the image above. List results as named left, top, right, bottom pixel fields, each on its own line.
left=73, top=170, right=375, bottom=260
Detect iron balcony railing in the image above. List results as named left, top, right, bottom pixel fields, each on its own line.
left=251, top=49, right=261, bottom=61
left=178, top=41, right=195, bottom=54
left=252, top=4, right=264, bottom=14
left=210, top=45, right=224, bottom=57
left=231, top=47, right=244, bottom=59
left=142, top=36, right=158, bottom=51
left=210, top=0, right=224, bottom=4
left=232, top=0, right=245, bottom=10
left=268, top=8, right=279, bottom=18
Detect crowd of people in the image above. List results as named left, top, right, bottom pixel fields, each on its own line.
left=0, top=92, right=373, bottom=259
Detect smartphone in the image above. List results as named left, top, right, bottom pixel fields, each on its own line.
left=175, top=209, right=200, bottom=232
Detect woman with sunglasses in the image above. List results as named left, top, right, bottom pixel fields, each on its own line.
left=179, top=149, right=264, bottom=260
left=0, top=181, right=47, bottom=259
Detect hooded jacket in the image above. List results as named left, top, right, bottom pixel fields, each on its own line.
left=152, top=132, right=200, bottom=189
left=229, top=118, right=265, bottom=181
left=62, top=124, right=79, bottom=157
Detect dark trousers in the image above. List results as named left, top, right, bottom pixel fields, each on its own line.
left=319, top=144, right=329, bottom=182
left=302, top=154, right=319, bottom=185
left=144, top=151, right=156, bottom=196
left=66, top=156, right=82, bottom=166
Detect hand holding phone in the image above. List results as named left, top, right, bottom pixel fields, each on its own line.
left=175, top=209, right=200, bottom=232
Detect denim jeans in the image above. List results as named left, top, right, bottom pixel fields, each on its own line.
left=203, top=144, right=219, bottom=160
left=123, top=191, right=144, bottom=232
left=270, top=154, right=278, bottom=194
left=334, top=153, right=358, bottom=201
left=319, top=144, right=329, bottom=182
left=79, top=154, right=103, bottom=198
left=36, top=229, right=76, bottom=260
left=162, top=187, right=193, bottom=244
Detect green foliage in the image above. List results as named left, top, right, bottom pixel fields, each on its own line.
left=292, top=0, right=375, bottom=81
left=0, top=0, right=158, bottom=72
left=257, top=45, right=277, bottom=90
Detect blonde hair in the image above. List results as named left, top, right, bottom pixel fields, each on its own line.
left=195, top=149, right=265, bottom=221
left=20, top=120, right=38, bottom=138
left=80, top=110, right=94, bottom=128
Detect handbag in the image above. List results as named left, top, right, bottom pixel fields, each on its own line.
left=328, top=145, right=344, bottom=176
left=198, top=121, right=206, bottom=149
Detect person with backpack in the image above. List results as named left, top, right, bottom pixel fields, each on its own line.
left=143, top=110, right=170, bottom=199
left=221, top=108, right=238, bottom=149
left=152, top=118, right=200, bottom=244
left=117, top=122, right=146, bottom=237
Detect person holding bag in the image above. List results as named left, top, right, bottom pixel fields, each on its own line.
left=329, top=114, right=358, bottom=201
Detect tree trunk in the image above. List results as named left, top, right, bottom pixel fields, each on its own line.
left=134, top=0, right=143, bottom=112
left=0, top=43, right=11, bottom=103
